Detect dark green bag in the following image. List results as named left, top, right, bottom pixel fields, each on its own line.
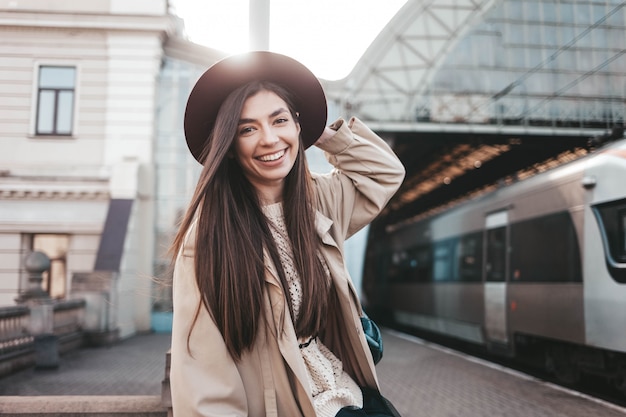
left=361, top=315, right=383, bottom=365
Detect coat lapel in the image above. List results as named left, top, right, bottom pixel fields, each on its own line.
left=262, top=249, right=313, bottom=400
left=314, top=211, right=378, bottom=387
left=261, top=209, right=376, bottom=407
left=314, top=210, right=336, bottom=248
left=314, top=211, right=361, bottom=314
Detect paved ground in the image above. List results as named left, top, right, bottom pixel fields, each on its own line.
left=0, top=332, right=171, bottom=396
left=376, top=330, right=626, bottom=417
left=1, top=330, right=625, bottom=417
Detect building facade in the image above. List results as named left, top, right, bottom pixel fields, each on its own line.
left=0, top=0, right=223, bottom=338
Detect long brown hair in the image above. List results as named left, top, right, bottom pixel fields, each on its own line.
left=171, top=81, right=329, bottom=360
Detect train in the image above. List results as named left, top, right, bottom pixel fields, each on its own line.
left=362, top=136, right=626, bottom=392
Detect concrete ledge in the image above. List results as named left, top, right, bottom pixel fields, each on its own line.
left=0, top=396, right=167, bottom=416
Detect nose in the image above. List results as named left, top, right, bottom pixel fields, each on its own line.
left=259, top=125, right=279, bottom=146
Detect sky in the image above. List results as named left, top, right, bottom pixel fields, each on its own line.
left=171, top=0, right=407, bottom=80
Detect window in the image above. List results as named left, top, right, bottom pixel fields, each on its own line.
left=388, top=250, right=411, bottom=283
left=486, top=227, right=507, bottom=282
left=542, top=2, right=557, bottom=23
left=433, top=240, right=454, bottom=282
left=593, top=198, right=626, bottom=282
left=36, top=66, right=76, bottom=136
left=509, top=212, right=582, bottom=282
left=22, top=233, right=69, bottom=299
left=412, top=246, right=433, bottom=282
left=458, top=232, right=483, bottom=282
left=387, top=244, right=432, bottom=283
left=622, top=210, right=626, bottom=256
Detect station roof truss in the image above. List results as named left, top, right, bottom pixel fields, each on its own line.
left=323, top=0, right=626, bottom=226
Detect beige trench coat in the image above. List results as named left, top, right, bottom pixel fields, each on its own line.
left=170, top=117, right=405, bottom=417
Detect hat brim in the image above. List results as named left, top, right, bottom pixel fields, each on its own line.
left=184, top=51, right=327, bottom=163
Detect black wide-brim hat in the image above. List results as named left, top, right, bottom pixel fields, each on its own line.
left=184, top=51, right=328, bottom=163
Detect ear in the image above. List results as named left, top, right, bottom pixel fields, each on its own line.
left=295, top=112, right=302, bottom=134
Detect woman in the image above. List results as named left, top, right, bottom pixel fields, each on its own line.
left=170, top=51, right=405, bottom=417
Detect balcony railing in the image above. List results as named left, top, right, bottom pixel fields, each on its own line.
left=0, top=305, right=33, bottom=357
left=0, top=299, right=86, bottom=376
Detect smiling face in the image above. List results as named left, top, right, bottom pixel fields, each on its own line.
left=233, top=89, right=301, bottom=204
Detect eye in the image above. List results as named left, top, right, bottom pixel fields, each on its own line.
left=274, top=117, right=289, bottom=125
left=238, top=126, right=255, bottom=136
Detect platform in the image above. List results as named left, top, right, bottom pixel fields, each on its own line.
left=377, top=330, right=626, bottom=416
left=0, top=330, right=625, bottom=416
left=0, top=332, right=170, bottom=396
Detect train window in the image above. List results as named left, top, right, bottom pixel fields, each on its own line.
left=486, top=227, right=507, bottom=282
left=433, top=239, right=455, bottom=282
left=387, top=245, right=433, bottom=283
left=387, top=250, right=410, bottom=282
left=458, top=232, right=483, bottom=282
left=622, top=209, right=626, bottom=257
left=509, top=211, right=582, bottom=282
left=412, top=246, right=433, bottom=282
left=594, top=201, right=626, bottom=263
left=593, top=199, right=626, bottom=283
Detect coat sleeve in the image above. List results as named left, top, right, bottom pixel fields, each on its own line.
left=313, top=117, right=405, bottom=240
left=170, top=221, right=249, bottom=417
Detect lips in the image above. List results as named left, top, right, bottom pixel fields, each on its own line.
left=256, top=148, right=286, bottom=162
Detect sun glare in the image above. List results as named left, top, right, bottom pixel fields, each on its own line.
left=172, top=0, right=407, bottom=80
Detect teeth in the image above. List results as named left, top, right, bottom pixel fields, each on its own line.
left=258, top=149, right=285, bottom=162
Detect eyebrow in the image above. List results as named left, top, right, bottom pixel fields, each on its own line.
left=238, top=107, right=289, bottom=125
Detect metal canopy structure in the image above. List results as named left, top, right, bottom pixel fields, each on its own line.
left=327, top=0, right=497, bottom=123
left=323, top=0, right=626, bottom=226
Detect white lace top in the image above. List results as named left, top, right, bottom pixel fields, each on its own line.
left=262, top=203, right=363, bottom=417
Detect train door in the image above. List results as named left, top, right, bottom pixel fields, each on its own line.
left=484, top=211, right=509, bottom=345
